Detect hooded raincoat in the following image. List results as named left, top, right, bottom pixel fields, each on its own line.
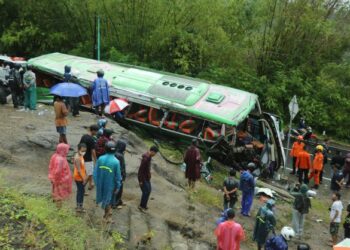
left=92, top=77, right=109, bottom=107
left=48, top=143, right=72, bottom=201
left=95, top=153, right=121, bottom=208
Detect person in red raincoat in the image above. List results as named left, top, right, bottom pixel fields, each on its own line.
left=184, top=139, right=202, bottom=190
left=215, top=208, right=245, bottom=250
left=48, top=143, right=72, bottom=208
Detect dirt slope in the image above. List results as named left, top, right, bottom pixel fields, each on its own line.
left=0, top=103, right=346, bottom=250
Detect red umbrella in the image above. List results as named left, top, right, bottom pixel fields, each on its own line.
left=104, top=98, right=129, bottom=114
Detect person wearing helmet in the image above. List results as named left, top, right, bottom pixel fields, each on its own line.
left=23, top=65, right=37, bottom=110
left=97, top=118, right=108, bottom=138
left=308, top=145, right=324, bottom=189
left=138, top=145, right=159, bottom=212
left=290, top=136, right=305, bottom=175
left=303, top=126, right=313, bottom=141
left=239, top=162, right=256, bottom=216
left=297, top=243, right=310, bottom=250
left=296, top=146, right=311, bottom=184
left=95, top=140, right=121, bottom=223
left=265, top=226, right=295, bottom=250
left=253, top=188, right=276, bottom=250
left=215, top=209, right=245, bottom=250
left=291, top=184, right=311, bottom=238
left=92, top=69, right=109, bottom=117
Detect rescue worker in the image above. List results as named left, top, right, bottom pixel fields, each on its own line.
left=23, top=65, right=37, bottom=110
left=296, top=146, right=311, bottom=184
left=253, top=188, right=276, bottom=250
left=239, top=162, right=256, bottom=217
left=290, top=136, right=305, bottom=175
left=95, top=141, right=121, bottom=223
left=92, top=69, right=109, bottom=117
left=308, top=145, right=324, bottom=189
left=265, top=226, right=295, bottom=250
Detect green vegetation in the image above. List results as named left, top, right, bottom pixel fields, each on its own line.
left=0, top=189, right=123, bottom=250
left=0, top=0, right=349, bottom=140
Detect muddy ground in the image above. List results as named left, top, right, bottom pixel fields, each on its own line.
left=0, top=103, right=349, bottom=250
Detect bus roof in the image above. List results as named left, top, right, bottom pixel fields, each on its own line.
left=28, top=52, right=258, bottom=126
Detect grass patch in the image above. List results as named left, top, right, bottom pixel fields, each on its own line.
left=191, top=184, right=222, bottom=209
left=0, top=189, right=124, bottom=250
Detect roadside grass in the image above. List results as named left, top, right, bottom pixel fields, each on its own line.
left=0, top=189, right=124, bottom=250
left=190, top=184, right=222, bottom=209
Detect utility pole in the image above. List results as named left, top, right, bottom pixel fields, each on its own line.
left=97, top=15, right=101, bottom=61
left=93, top=14, right=97, bottom=59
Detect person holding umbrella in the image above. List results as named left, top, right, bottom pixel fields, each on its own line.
left=92, top=69, right=109, bottom=117
left=63, top=65, right=80, bottom=117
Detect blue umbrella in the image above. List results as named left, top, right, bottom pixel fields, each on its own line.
left=49, top=82, right=88, bottom=97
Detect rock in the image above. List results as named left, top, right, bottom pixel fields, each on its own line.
left=25, top=124, right=36, bottom=130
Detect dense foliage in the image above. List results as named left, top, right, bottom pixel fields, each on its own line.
left=0, top=0, right=349, bottom=140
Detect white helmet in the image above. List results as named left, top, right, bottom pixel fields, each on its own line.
left=281, top=226, right=295, bottom=241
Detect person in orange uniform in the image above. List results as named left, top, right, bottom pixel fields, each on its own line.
left=73, top=143, right=87, bottom=213
left=290, top=136, right=305, bottom=175
left=308, top=145, right=324, bottom=189
left=296, top=146, right=311, bottom=184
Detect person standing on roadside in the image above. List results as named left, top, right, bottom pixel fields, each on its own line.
left=223, top=169, right=239, bottom=210
left=296, top=146, right=311, bottom=184
left=64, top=65, right=80, bottom=117
left=48, top=143, right=72, bottom=208
left=54, top=95, right=69, bottom=144
left=95, top=141, right=121, bottom=223
left=343, top=204, right=350, bottom=239
left=23, top=65, right=37, bottom=111
left=291, top=184, right=311, bottom=239
left=290, top=136, right=305, bottom=175
left=73, top=143, right=87, bottom=213
left=331, top=164, right=344, bottom=192
left=308, top=145, right=324, bottom=189
left=342, top=153, right=350, bottom=188
left=253, top=188, right=276, bottom=250
left=79, top=125, right=98, bottom=190
left=330, top=192, right=343, bottom=246
left=92, top=69, right=109, bottom=117
left=239, top=162, right=256, bottom=217
left=112, top=139, right=127, bottom=209
left=138, top=146, right=158, bottom=212
left=184, top=139, right=202, bottom=190
left=95, top=129, right=113, bottom=158
left=215, top=208, right=245, bottom=250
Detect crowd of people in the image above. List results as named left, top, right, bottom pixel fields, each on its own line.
left=3, top=62, right=350, bottom=249
left=0, top=62, right=37, bottom=111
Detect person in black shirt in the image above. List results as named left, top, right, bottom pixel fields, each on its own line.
left=331, top=164, right=344, bottom=192
left=331, top=151, right=345, bottom=169
left=112, top=139, right=127, bottom=209
left=80, top=125, right=99, bottom=190
left=344, top=204, right=350, bottom=238
left=223, top=169, right=239, bottom=210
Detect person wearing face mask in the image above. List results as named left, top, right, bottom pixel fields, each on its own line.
left=73, top=143, right=87, bottom=213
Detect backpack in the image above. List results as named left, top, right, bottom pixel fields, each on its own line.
left=295, top=195, right=310, bottom=214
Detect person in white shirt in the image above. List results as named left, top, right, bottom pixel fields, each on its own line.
left=330, top=192, right=343, bottom=246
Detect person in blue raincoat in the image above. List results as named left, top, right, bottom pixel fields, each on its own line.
left=95, top=141, right=121, bottom=223
left=253, top=189, right=276, bottom=250
left=239, top=162, right=256, bottom=216
left=265, top=226, right=295, bottom=250
left=92, top=69, right=109, bottom=117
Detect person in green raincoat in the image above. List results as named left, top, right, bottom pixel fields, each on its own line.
left=23, top=65, right=37, bottom=110
left=253, top=188, right=276, bottom=250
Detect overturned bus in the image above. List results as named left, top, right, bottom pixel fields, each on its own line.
left=28, top=53, right=285, bottom=172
